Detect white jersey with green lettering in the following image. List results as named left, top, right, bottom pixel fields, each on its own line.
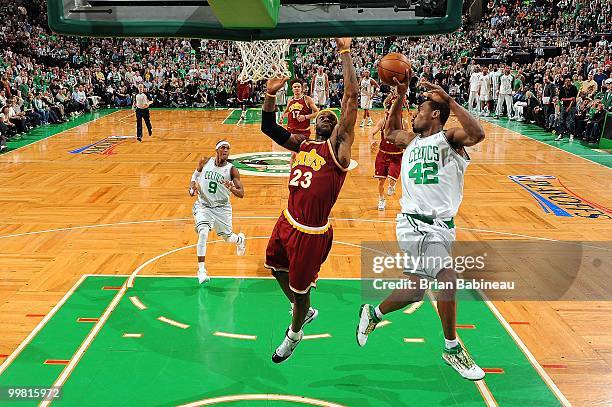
left=400, top=131, right=469, bottom=219
left=314, top=74, right=327, bottom=91
left=197, top=158, right=233, bottom=207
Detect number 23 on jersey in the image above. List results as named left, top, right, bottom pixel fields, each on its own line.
left=289, top=168, right=313, bottom=188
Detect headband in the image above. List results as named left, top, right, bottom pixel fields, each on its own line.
left=216, top=141, right=230, bottom=150
left=315, top=108, right=339, bottom=121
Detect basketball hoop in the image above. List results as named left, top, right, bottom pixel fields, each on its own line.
left=236, top=40, right=292, bottom=82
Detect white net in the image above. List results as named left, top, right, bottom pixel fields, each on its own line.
left=236, top=40, right=292, bottom=82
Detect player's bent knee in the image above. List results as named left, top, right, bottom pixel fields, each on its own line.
left=294, top=291, right=310, bottom=302
left=402, top=286, right=426, bottom=303
left=413, top=288, right=426, bottom=302
left=197, top=227, right=209, bottom=240
left=436, top=268, right=457, bottom=285
left=435, top=268, right=458, bottom=301
left=195, top=222, right=211, bottom=235
left=271, top=269, right=287, bottom=279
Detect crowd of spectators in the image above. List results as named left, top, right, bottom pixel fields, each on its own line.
left=0, top=0, right=611, bottom=150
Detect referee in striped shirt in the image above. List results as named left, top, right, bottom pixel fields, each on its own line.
left=133, top=83, right=152, bottom=142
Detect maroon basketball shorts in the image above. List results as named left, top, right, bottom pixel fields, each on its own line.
left=374, top=151, right=402, bottom=181
left=264, top=210, right=333, bottom=294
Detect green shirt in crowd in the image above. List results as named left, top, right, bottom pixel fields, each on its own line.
left=594, top=90, right=612, bottom=109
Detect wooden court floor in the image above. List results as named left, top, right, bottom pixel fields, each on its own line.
left=0, top=109, right=611, bottom=405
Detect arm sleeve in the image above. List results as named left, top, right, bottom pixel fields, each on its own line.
left=261, top=110, right=291, bottom=146
left=191, top=170, right=201, bottom=183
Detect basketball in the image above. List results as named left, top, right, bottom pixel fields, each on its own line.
left=377, top=53, right=411, bottom=85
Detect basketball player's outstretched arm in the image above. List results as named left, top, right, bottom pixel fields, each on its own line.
left=261, top=78, right=303, bottom=153
left=369, top=119, right=384, bottom=150
left=384, top=70, right=416, bottom=149
left=371, top=78, right=380, bottom=94
left=383, top=93, right=393, bottom=110
left=310, top=76, right=316, bottom=98
left=331, top=38, right=358, bottom=167
left=279, top=104, right=290, bottom=122
left=422, top=81, right=485, bottom=147
left=305, top=96, right=319, bottom=120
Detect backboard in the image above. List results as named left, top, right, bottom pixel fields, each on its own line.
left=48, top=0, right=463, bottom=40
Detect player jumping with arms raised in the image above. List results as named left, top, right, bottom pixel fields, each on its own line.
left=189, top=140, right=246, bottom=284
left=261, top=38, right=358, bottom=363
left=370, top=88, right=409, bottom=210
left=356, top=72, right=486, bottom=381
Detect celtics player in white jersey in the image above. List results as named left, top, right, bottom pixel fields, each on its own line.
left=356, top=73, right=486, bottom=381
left=310, top=66, right=329, bottom=108
left=359, top=70, right=379, bottom=127
left=189, top=140, right=246, bottom=284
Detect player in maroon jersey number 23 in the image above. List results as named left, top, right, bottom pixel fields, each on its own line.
left=261, top=38, right=358, bottom=363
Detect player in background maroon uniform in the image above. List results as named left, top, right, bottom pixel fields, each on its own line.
left=280, top=79, right=319, bottom=165
left=280, top=79, right=319, bottom=138
left=369, top=89, right=410, bottom=210
left=236, top=76, right=251, bottom=123
left=261, top=38, right=358, bottom=363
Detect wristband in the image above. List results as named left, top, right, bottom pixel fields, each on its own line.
left=266, top=93, right=276, bottom=98
left=338, top=49, right=350, bottom=55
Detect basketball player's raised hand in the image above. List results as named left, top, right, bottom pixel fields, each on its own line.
left=392, top=69, right=411, bottom=95
left=421, top=81, right=451, bottom=103
left=335, top=37, right=352, bottom=51
left=266, top=77, right=290, bottom=95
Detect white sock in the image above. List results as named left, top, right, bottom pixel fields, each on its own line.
left=445, top=338, right=458, bottom=349
left=225, top=233, right=240, bottom=244
left=287, top=327, right=301, bottom=340
left=198, top=262, right=206, bottom=274
left=374, top=305, right=384, bottom=320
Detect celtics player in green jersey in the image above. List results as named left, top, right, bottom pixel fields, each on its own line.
left=356, top=71, right=487, bottom=381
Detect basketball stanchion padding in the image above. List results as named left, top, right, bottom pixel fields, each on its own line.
left=47, top=0, right=464, bottom=40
